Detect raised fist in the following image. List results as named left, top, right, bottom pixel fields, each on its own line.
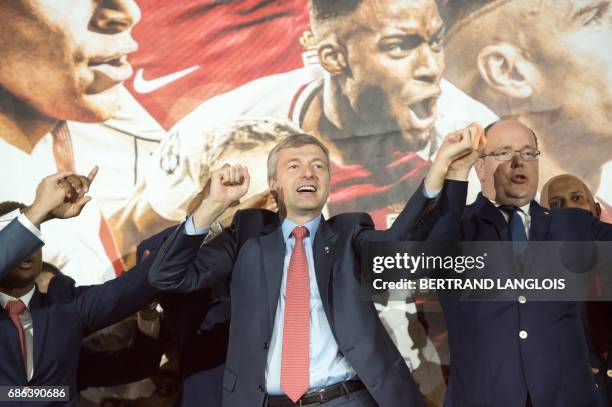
left=436, top=123, right=486, bottom=176
left=425, top=123, right=486, bottom=193
left=206, top=164, right=250, bottom=210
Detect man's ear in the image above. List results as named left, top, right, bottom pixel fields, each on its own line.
left=594, top=202, right=602, bottom=219
left=317, top=39, right=348, bottom=75
left=477, top=43, right=539, bottom=99
left=474, top=158, right=486, bottom=183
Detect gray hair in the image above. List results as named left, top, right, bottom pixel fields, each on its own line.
left=267, top=133, right=331, bottom=180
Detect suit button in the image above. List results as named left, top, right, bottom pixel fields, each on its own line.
left=258, top=385, right=265, bottom=392
left=519, top=330, right=528, bottom=339
left=263, top=342, right=269, bottom=350
left=607, top=370, right=612, bottom=378
left=518, top=295, right=526, bottom=304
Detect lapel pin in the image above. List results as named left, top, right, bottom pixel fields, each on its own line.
left=324, top=246, right=330, bottom=254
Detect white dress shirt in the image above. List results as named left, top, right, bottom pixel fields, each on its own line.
left=264, top=216, right=355, bottom=394
left=184, top=215, right=356, bottom=394
left=0, top=286, right=36, bottom=380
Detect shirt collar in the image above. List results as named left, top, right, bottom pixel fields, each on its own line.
left=488, top=198, right=531, bottom=216
left=0, top=286, right=36, bottom=310
left=281, top=215, right=321, bottom=243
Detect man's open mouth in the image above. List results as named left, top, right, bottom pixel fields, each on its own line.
left=296, top=185, right=317, bottom=193
left=410, top=96, right=437, bottom=120
left=407, top=94, right=439, bottom=130
left=511, top=174, right=528, bottom=184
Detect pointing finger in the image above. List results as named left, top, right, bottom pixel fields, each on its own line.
left=87, top=166, right=99, bottom=183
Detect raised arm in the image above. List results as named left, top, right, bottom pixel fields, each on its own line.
left=593, top=217, right=612, bottom=241
left=75, top=254, right=158, bottom=336
left=148, top=164, right=251, bottom=292
left=0, top=169, right=97, bottom=277
left=354, top=124, right=486, bottom=247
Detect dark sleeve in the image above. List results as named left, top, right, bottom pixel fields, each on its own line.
left=75, top=254, right=159, bottom=336
left=148, top=215, right=240, bottom=293
left=0, top=218, right=44, bottom=277
left=46, top=274, right=93, bottom=303
left=136, top=225, right=178, bottom=262
left=77, top=328, right=163, bottom=390
left=353, top=180, right=439, bottom=248
left=592, top=217, right=612, bottom=241
left=426, top=179, right=469, bottom=241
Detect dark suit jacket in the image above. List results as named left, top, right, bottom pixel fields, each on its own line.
left=0, top=218, right=43, bottom=274
left=149, top=184, right=435, bottom=407
left=429, top=179, right=612, bottom=407
left=0, top=256, right=158, bottom=406
left=45, top=274, right=164, bottom=391
left=138, top=226, right=230, bottom=407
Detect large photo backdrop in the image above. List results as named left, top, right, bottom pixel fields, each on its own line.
left=1, top=1, right=610, bottom=405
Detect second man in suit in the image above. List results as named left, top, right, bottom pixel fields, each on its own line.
left=149, top=129, right=478, bottom=406
left=428, top=119, right=612, bottom=407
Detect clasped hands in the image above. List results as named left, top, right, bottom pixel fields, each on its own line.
left=424, top=123, right=487, bottom=194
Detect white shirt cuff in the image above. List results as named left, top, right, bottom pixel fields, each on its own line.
left=423, top=187, right=442, bottom=199
left=17, top=213, right=44, bottom=242
left=184, top=215, right=211, bottom=236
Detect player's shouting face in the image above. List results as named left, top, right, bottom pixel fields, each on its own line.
left=317, top=0, right=445, bottom=149
left=0, top=0, right=140, bottom=123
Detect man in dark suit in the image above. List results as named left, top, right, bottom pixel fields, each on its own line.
left=0, top=173, right=159, bottom=406
left=148, top=130, right=479, bottom=406
left=427, top=120, right=612, bottom=406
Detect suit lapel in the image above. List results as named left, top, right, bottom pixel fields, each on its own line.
left=528, top=201, right=552, bottom=241
left=29, top=289, right=49, bottom=382
left=261, top=226, right=286, bottom=333
left=312, top=217, right=337, bottom=321
left=522, top=202, right=552, bottom=273
left=473, top=194, right=510, bottom=240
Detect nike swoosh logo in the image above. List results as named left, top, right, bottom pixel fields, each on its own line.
left=132, top=65, right=200, bottom=94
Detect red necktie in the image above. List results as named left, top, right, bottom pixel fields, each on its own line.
left=280, top=226, right=310, bottom=402
left=5, top=300, right=28, bottom=371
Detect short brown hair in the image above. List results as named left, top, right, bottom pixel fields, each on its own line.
left=267, top=133, right=331, bottom=180
left=0, top=201, right=25, bottom=217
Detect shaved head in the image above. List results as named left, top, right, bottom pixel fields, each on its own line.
left=541, top=174, right=601, bottom=218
